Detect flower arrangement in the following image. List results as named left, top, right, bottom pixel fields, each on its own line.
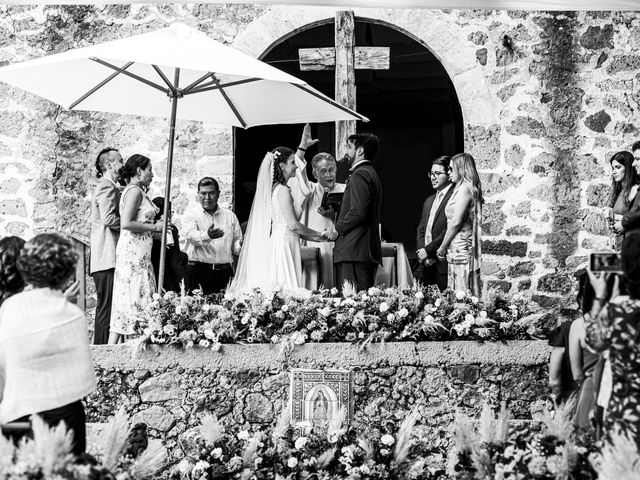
left=172, top=406, right=440, bottom=480
left=0, top=409, right=166, bottom=480
left=137, top=284, right=543, bottom=350
left=446, top=402, right=598, bottom=480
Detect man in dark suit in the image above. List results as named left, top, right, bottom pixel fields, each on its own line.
left=328, top=133, right=383, bottom=291
left=416, top=155, right=454, bottom=291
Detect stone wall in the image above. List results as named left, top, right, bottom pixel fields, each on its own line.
left=0, top=5, right=637, bottom=309
left=88, top=340, right=550, bottom=466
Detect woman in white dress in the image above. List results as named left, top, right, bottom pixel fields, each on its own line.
left=109, top=154, right=164, bottom=344
left=231, top=147, right=328, bottom=292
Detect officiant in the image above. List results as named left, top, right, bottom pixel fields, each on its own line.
left=289, top=125, right=345, bottom=289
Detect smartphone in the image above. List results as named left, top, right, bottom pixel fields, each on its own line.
left=590, top=252, right=623, bottom=273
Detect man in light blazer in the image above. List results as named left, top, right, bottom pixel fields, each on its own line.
left=90, top=147, right=123, bottom=344
left=416, top=155, right=454, bottom=291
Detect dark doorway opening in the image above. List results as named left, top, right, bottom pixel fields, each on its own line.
left=234, top=19, right=463, bottom=258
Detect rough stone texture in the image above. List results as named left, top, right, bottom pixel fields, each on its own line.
left=586, top=183, right=610, bottom=207
left=88, top=342, right=549, bottom=465
left=0, top=6, right=639, bottom=310
left=482, top=240, right=527, bottom=257
left=482, top=200, right=506, bottom=236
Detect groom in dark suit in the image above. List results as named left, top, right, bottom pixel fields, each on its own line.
left=328, top=133, right=383, bottom=291
left=416, top=155, right=454, bottom=291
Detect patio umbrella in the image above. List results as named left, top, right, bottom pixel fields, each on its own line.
left=0, top=23, right=367, bottom=292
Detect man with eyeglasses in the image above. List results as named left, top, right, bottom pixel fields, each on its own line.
left=181, top=177, right=243, bottom=294
left=617, top=141, right=640, bottom=236
left=416, top=156, right=455, bottom=291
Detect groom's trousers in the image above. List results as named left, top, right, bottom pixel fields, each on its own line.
left=335, top=261, right=377, bottom=292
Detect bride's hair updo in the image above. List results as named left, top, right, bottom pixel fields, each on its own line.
left=118, top=154, right=151, bottom=184
left=271, top=146, right=295, bottom=186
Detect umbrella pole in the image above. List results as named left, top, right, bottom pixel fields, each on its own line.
left=157, top=68, right=181, bottom=294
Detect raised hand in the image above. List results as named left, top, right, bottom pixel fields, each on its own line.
left=299, top=123, right=319, bottom=150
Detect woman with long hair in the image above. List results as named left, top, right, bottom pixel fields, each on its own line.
left=231, top=147, right=328, bottom=292
left=436, top=153, right=483, bottom=295
left=109, top=154, right=164, bottom=344
left=0, top=236, right=25, bottom=307
left=608, top=151, right=639, bottom=250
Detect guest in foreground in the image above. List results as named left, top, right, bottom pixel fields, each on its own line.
left=289, top=124, right=346, bottom=289
left=617, top=142, right=640, bottom=237
left=0, top=233, right=96, bottom=454
left=90, top=147, right=123, bottom=344
left=109, top=154, right=163, bottom=344
left=416, top=155, right=454, bottom=291
left=231, top=147, right=328, bottom=292
left=587, top=232, right=640, bottom=448
left=329, top=133, right=383, bottom=292
left=182, top=177, right=242, bottom=294
left=0, top=236, right=25, bottom=307
left=608, top=151, right=639, bottom=249
left=151, top=197, right=188, bottom=293
left=436, top=153, right=483, bottom=295
left=548, top=319, right=577, bottom=408
left=570, top=272, right=605, bottom=431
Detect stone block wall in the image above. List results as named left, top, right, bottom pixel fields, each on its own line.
left=0, top=5, right=638, bottom=309
left=88, top=341, right=550, bottom=466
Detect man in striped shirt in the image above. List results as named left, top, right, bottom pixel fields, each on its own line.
left=181, top=177, right=243, bottom=294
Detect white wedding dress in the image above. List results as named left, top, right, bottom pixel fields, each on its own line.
left=230, top=153, right=303, bottom=293
left=269, top=184, right=303, bottom=290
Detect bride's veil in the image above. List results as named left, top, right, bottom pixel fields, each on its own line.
left=229, top=152, right=274, bottom=292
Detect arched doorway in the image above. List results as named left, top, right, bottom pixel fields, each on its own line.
left=234, top=19, right=463, bottom=257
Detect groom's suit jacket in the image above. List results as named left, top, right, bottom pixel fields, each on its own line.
left=89, top=177, right=121, bottom=274
left=334, top=161, right=383, bottom=265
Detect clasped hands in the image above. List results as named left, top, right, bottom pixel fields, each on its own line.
left=322, top=227, right=339, bottom=241
left=416, top=247, right=437, bottom=267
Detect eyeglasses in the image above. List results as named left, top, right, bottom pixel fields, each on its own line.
left=429, top=171, right=446, bottom=178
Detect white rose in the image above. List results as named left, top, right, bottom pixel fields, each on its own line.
left=318, top=306, right=331, bottom=317
left=287, top=457, right=298, bottom=468
left=415, top=291, right=424, bottom=299
left=282, top=304, right=289, bottom=312
left=360, top=465, right=371, bottom=474
left=211, top=447, right=222, bottom=459
left=237, top=430, right=250, bottom=440
left=398, top=307, right=409, bottom=318
left=435, top=299, right=442, bottom=307
left=465, top=313, right=475, bottom=323
left=198, top=339, right=210, bottom=348
left=424, top=314, right=434, bottom=323
left=387, top=313, right=395, bottom=322
left=152, top=293, right=161, bottom=300
left=331, top=287, right=339, bottom=295
left=471, top=296, right=479, bottom=304
left=379, top=302, right=389, bottom=312
left=455, top=290, right=466, bottom=300
left=175, top=305, right=184, bottom=315
left=381, top=434, right=395, bottom=445
left=479, top=310, right=487, bottom=318
left=294, top=437, right=308, bottom=450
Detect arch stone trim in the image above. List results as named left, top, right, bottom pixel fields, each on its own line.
left=232, top=6, right=498, bottom=126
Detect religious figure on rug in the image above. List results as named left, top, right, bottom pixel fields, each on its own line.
left=230, top=147, right=332, bottom=292
left=289, top=124, right=346, bottom=289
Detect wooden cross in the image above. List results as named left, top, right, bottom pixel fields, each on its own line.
left=298, top=11, right=390, bottom=155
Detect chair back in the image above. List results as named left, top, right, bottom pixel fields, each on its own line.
left=380, top=243, right=398, bottom=287
left=300, top=246, right=322, bottom=288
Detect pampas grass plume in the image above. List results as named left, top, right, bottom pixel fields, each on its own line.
left=327, top=406, right=347, bottom=442
left=478, top=402, right=497, bottom=444
left=29, top=415, right=74, bottom=475
left=101, top=407, right=131, bottom=471
left=593, top=429, right=640, bottom=480
left=130, top=439, right=167, bottom=478
left=451, top=412, right=477, bottom=452
left=199, top=413, right=225, bottom=446
left=316, top=447, right=337, bottom=469
left=394, top=408, right=420, bottom=466
left=542, top=398, right=575, bottom=441
left=357, top=438, right=374, bottom=461
left=272, top=402, right=290, bottom=442
left=0, top=431, right=16, bottom=470
left=242, top=433, right=261, bottom=468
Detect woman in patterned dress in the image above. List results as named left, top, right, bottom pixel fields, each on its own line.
left=436, top=153, right=483, bottom=296
left=108, top=154, right=163, bottom=344
left=587, top=232, right=640, bottom=448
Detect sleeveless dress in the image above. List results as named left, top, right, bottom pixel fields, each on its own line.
left=268, top=184, right=303, bottom=290
left=612, top=191, right=626, bottom=251
left=445, top=184, right=480, bottom=294
left=110, top=185, right=159, bottom=335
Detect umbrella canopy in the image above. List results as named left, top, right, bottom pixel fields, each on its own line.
left=0, top=23, right=366, bottom=127
left=0, top=23, right=367, bottom=293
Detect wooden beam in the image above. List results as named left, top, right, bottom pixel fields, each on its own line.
left=299, top=46, right=390, bottom=71
left=335, top=10, right=356, bottom=156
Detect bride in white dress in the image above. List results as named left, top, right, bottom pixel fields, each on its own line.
left=231, top=147, right=328, bottom=292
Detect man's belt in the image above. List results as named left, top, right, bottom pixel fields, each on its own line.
left=189, top=260, right=233, bottom=271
